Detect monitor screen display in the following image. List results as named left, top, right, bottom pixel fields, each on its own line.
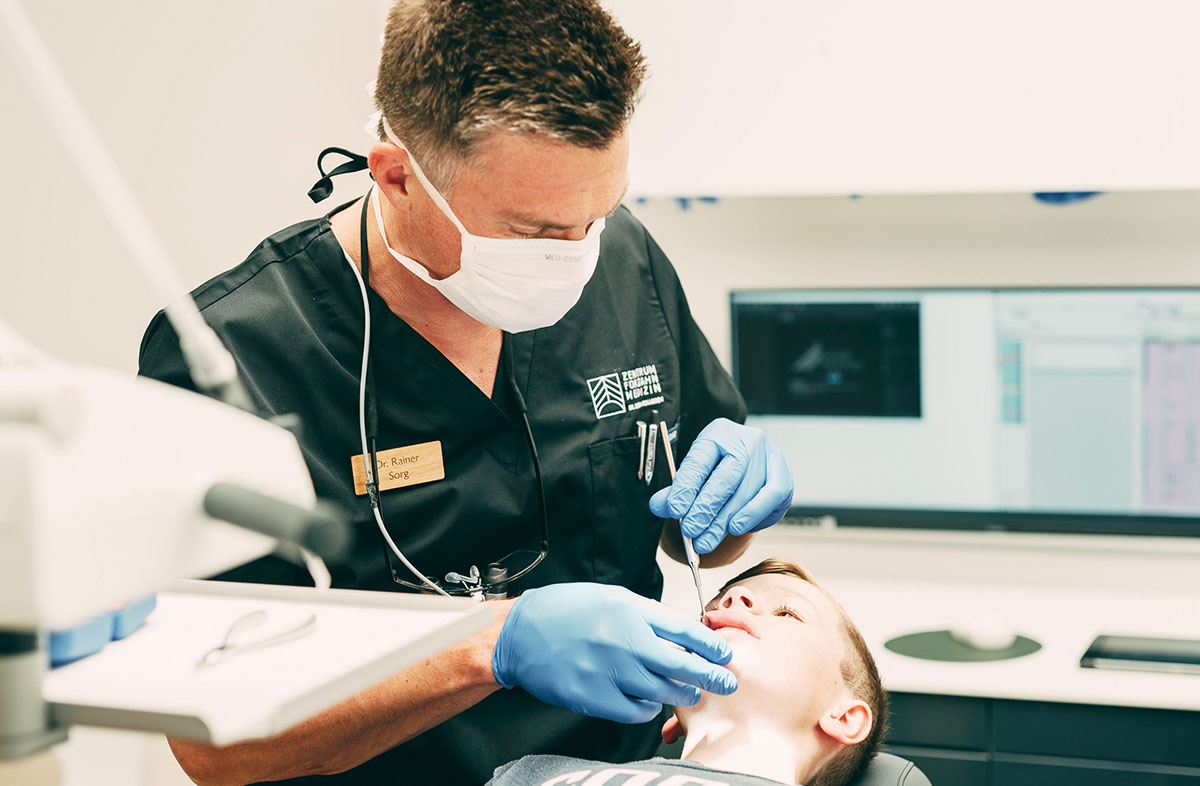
left=731, top=288, right=1200, bottom=527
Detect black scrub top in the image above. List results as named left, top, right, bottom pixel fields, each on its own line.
left=138, top=202, right=747, bottom=785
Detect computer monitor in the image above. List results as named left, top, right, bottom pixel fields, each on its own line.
left=731, top=288, right=1200, bottom=535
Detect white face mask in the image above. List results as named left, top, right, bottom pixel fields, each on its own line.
left=370, top=118, right=606, bottom=333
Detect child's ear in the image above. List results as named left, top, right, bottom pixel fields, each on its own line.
left=817, top=699, right=872, bottom=746
left=661, top=713, right=684, bottom=745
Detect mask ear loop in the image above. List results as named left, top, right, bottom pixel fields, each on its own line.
left=381, top=116, right=470, bottom=236
left=370, top=186, right=450, bottom=286
left=308, top=147, right=369, bottom=204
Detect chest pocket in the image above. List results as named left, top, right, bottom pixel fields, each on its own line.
left=587, top=432, right=675, bottom=592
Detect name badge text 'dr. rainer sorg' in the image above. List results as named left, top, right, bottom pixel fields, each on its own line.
left=351, top=441, right=445, bottom=494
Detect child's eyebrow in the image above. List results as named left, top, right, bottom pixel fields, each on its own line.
left=781, top=590, right=823, bottom=620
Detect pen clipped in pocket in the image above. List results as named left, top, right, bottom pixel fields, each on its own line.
left=634, top=414, right=678, bottom=485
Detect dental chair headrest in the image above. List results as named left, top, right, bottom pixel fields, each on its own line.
left=848, top=753, right=932, bottom=786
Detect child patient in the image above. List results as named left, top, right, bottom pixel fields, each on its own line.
left=486, top=559, right=890, bottom=786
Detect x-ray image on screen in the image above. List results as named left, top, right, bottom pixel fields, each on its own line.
left=733, top=301, right=921, bottom=417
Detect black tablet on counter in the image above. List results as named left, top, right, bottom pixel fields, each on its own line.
left=1081, top=635, right=1200, bottom=675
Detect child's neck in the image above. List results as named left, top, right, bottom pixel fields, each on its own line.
left=681, top=715, right=822, bottom=785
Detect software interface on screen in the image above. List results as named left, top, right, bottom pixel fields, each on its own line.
left=732, top=289, right=1200, bottom=516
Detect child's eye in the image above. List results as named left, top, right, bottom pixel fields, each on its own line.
left=775, top=605, right=803, bottom=621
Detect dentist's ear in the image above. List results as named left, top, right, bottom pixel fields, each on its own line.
left=817, top=699, right=872, bottom=746
left=661, top=712, right=685, bottom=745
left=367, top=143, right=415, bottom=204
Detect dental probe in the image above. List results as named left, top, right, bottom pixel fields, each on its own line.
left=659, top=421, right=706, bottom=621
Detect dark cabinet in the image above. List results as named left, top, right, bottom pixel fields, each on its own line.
left=888, top=693, right=990, bottom=751
left=993, top=700, right=1200, bottom=768
left=884, top=746, right=991, bottom=786
left=883, top=693, right=1200, bottom=786
left=994, top=760, right=1200, bottom=786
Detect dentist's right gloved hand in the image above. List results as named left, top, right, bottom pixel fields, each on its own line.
left=492, top=583, right=737, bottom=724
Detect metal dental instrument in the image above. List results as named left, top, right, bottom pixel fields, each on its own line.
left=644, top=410, right=659, bottom=486
left=659, top=420, right=705, bottom=620
left=197, top=609, right=317, bottom=670
left=636, top=420, right=647, bottom=480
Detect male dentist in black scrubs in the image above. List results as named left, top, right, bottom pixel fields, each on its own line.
left=139, top=1, right=794, bottom=784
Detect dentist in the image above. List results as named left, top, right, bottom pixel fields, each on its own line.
left=139, top=1, right=793, bottom=784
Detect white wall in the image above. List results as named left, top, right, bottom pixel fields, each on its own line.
left=605, top=0, right=1200, bottom=196
left=2, top=0, right=381, bottom=372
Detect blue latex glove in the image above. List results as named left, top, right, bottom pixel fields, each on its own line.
left=492, top=583, right=737, bottom=724
left=650, top=418, right=794, bottom=553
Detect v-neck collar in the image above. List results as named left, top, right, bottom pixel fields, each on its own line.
left=309, top=206, right=529, bottom=469
left=364, top=280, right=512, bottom=424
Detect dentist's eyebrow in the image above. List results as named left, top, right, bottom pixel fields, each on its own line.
left=503, top=183, right=629, bottom=231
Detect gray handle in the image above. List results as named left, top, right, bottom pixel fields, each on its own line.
left=203, top=483, right=352, bottom=564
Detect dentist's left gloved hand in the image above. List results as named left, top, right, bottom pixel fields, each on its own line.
left=492, top=583, right=737, bottom=724
left=650, top=418, right=794, bottom=554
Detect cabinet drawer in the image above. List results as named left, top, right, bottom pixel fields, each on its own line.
left=885, top=746, right=990, bottom=786
left=994, top=701, right=1200, bottom=768
left=994, top=758, right=1200, bottom=786
left=886, top=693, right=990, bottom=751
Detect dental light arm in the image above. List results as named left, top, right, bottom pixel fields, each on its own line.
left=0, top=333, right=351, bottom=760
left=0, top=340, right=343, bottom=633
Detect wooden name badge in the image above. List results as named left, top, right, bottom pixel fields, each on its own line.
left=351, top=441, right=445, bottom=495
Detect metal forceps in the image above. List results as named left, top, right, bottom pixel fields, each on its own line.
left=197, top=609, right=317, bottom=669
left=658, top=420, right=705, bottom=621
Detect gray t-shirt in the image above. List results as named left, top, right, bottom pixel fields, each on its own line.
left=486, top=755, right=794, bottom=786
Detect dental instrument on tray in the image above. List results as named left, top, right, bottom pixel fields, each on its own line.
left=197, top=609, right=318, bottom=670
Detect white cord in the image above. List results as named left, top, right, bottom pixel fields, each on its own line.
left=343, top=191, right=450, bottom=597
left=299, top=547, right=332, bottom=591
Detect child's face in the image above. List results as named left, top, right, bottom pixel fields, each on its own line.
left=674, top=573, right=850, bottom=734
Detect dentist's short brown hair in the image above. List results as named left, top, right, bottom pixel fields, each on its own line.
left=374, top=0, right=646, bottom=190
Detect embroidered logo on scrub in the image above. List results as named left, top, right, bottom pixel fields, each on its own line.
left=586, top=364, right=664, bottom=419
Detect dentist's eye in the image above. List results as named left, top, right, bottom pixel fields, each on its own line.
left=508, top=224, right=542, bottom=239
left=774, top=605, right=803, bottom=621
